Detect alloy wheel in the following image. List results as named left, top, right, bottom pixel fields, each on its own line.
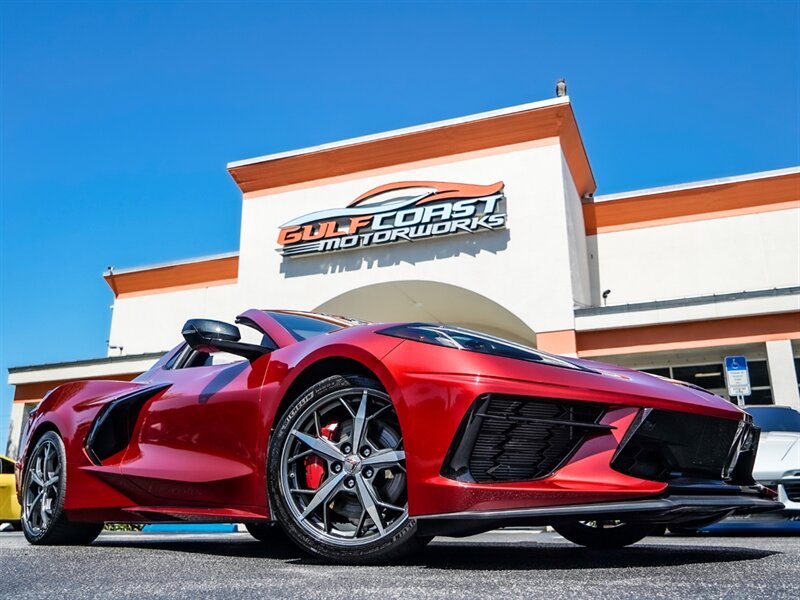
left=23, top=439, right=62, bottom=534
left=279, top=387, right=408, bottom=546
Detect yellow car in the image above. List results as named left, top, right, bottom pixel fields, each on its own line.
left=1, top=455, right=22, bottom=530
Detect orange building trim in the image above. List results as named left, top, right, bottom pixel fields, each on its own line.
left=241, top=138, right=559, bottom=199
left=576, top=312, right=800, bottom=357
left=228, top=102, right=596, bottom=198
left=536, top=329, right=578, bottom=355
left=13, top=373, right=141, bottom=403
left=583, top=171, right=800, bottom=235
left=104, top=255, right=239, bottom=298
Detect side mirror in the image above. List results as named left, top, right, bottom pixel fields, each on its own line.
left=182, top=318, right=269, bottom=361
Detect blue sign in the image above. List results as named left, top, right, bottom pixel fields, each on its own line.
left=725, top=356, right=748, bottom=372
left=724, top=355, right=751, bottom=398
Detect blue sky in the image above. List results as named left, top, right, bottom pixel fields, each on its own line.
left=1, top=1, right=798, bottom=451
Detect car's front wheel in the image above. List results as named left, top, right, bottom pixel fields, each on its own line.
left=268, top=374, right=425, bottom=564
left=21, top=431, right=103, bottom=545
left=553, top=520, right=656, bottom=548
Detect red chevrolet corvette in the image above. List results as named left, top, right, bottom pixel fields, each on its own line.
left=16, top=310, right=780, bottom=563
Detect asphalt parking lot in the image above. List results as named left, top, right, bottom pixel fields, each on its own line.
left=1, top=529, right=798, bottom=599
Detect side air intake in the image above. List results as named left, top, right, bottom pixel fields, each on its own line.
left=85, top=383, right=171, bottom=464
left=442, top=395, right=609, bottom=483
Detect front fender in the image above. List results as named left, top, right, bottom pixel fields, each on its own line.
left=16, top=379, right=166, bottom=508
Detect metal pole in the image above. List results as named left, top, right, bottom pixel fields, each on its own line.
left=736, top=395, right=744, bottom=407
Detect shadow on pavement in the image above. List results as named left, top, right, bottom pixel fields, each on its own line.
left=95, top=536, right=778, bottom=570
left=672, top=520, right=800, bottom=537
left=96, top=537, right=308, bottom=560
left=405, top=542, right=778, bottom=570
left=669, top=530, right=800, bottom=538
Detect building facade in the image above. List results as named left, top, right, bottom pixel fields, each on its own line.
left=7, top=96, right=800, bottom=456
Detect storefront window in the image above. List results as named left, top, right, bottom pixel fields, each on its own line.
left=642, top=360, right=773, bottom=406
left=671, top=364, right=725, bottom=391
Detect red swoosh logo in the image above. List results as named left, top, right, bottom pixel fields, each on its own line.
left=348, top=181, right=505, bottom=208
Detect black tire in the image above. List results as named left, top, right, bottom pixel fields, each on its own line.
left=553, top=520, right=656, bottom=548
left=245, top=522, right=293, bottom=544
left=667, top=515, right=721, bottom=535
left=268, top=374, right=426, bottom=564
left=667, top=525, right=700, bottom=535
left=21, top=431, right=103, bottom=545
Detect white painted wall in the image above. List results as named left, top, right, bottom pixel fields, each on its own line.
left=236, top=142, right=583, bottom=336
left=5, top=402, right=26, bottom=458
left=766, top=339, right=800, bottom=410
left=560, top=153, right=593, bottom=308
left=108, top=283, right=243, bottom=355
left=576, top=293, right=800, bottom=331
left=8, top=356, right=161, bottom=385
left=591, top=208, right=800, bottom=305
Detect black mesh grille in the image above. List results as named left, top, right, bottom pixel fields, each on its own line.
left=443, top=395, right=607, bottom=483
left=611, top=409, right=742, bottom=482
left=783, top=481, right=800, bottom=502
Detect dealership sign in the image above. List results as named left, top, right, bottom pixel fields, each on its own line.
left=277, top=181, right=507, bottom=257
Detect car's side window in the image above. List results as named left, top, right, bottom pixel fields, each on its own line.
left=167, top=321, right=272, bottom=370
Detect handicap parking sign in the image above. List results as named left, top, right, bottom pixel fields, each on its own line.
left=724, top=355, right=751, bottom=397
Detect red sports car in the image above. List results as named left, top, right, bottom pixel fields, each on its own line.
left=15, top=310, right=780, bottom=563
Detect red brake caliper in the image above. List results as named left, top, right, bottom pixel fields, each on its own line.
left=305, top=423, right=339, bottom=490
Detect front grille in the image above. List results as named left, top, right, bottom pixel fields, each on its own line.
left=442, top=395, right=607, bottom=483
left=783, top=481, right=800, bottom=502
left=611, top=409, right=742, bottom=482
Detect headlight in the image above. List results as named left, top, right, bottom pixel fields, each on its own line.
left=377, top=323, right=593, bottom=372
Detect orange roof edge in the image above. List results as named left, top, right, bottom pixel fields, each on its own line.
left=583, top=168, right=800, bottom=235
left=104, top=252, right=239, bottom=298
left=227, top=97, right=596, bottom=198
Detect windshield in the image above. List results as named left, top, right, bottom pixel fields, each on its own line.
left=265, top=311, right=355, bottom=341
left=747, top=407, right=800, bottom=433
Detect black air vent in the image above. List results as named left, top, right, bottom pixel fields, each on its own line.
left=610, top=409, right=742, bottom=482
left=85, top=384, right=171, bottom=464
left=442, top=395, right=608, bottom=483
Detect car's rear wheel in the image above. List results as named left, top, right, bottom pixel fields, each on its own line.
left=553, top=519, right=656, bottom=548
left=21, top=431, right=103, bottom=545
left=268, top=374, right=425, bottom=564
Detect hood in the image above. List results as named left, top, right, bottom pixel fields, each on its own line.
left=753, top=431, right=800, bottom=480
left=379, top=324, right=745, bottom=420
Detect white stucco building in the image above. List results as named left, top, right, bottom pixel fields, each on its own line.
left=7, top=96, right=800, bottom=456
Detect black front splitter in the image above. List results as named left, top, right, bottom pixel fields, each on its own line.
left=415, top=493, right=783, bottom=537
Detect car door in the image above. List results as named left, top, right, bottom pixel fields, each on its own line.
left=0, top=456, right=21, bottom=523
left=118, top=317, right=276, bottom=508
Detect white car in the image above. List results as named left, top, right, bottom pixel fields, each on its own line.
left=749, top=406, right=800, bottom=515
